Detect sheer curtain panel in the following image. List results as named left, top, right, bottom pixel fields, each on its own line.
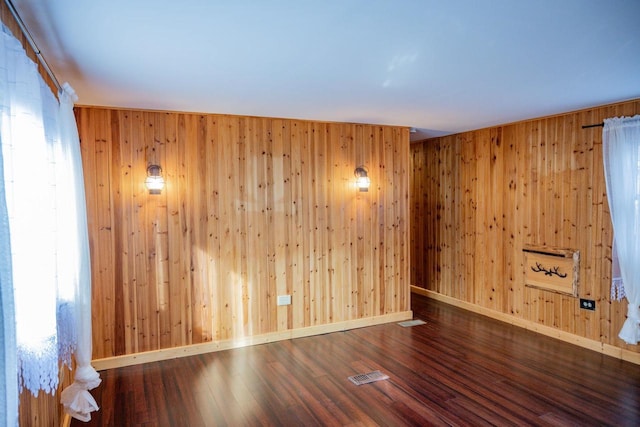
left=0, top=21, right=59, bottom=398
left=0, top=22, right=99, bottom=423
left=59, top=83, right=101, bottom=422
left=603, top=115, right=640, bottom=345
left=0, top=24, right=19, bottom=427
left=0, top=111, right=18, bottom=427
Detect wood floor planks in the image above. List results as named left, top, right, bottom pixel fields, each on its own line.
left=74, top=294, right=640, bottom=426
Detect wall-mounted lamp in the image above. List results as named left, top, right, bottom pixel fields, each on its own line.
left=145, top=164, right=165, bottom=195
left=354, top=166, right=370, bottom=192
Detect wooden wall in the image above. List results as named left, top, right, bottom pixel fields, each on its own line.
left=410, top=99, right=640, bottom=356
left=76, top=107, right=411, bottom=359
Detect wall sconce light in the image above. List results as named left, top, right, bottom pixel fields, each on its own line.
left=145, top=164, right=165, bottom=195
left=354, top=166, right=370, bottom=192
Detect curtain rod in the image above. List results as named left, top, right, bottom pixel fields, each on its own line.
left=4, top=0, right=62, bottom=93
left=581, top=123, right=604, bottom=129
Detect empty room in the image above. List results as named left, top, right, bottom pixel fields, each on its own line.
left=1, top=1, right=639, bottom=426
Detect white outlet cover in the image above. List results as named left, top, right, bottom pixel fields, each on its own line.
left=277, top=295, right=291, bottom=306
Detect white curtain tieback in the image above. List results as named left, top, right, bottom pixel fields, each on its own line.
left=61, top=382, right=99, bottom=423
left=74, top=366, right=101, bottom=387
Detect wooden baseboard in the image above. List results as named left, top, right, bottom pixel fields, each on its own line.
left=411, top=286, right=640, bottom=365
left=91, top=310, right=413, bottom=371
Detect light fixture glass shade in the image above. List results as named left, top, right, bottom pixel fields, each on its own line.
left=356, top=175, right=370, bottom=191
left=145, top=165, right=164, bottom=194
left=354, top=166, right=370, bottom=192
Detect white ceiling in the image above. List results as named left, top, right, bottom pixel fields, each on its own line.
left=12, top=0, right=640, bottom=140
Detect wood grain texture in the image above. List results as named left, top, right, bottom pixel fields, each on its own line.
left=410, top=99, right=640, bottom=357
left=76, top=107, right=411, bottom=359
left=72, top=293, right=640, bottom=427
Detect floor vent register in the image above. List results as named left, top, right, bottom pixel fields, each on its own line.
left=398, top=319, right=426, bottom=327
left=348, top=370, right=389, bottom=386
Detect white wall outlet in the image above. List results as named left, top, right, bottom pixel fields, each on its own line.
left=277, top=295, right=292, bottom=306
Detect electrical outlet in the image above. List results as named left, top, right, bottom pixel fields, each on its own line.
left=277, top=295, right=291, bottom=306
left=580, top=298, right=596, bottom=311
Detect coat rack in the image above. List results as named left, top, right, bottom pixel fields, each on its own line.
left=523, top=245, right=579, bottom=296
left=530, top=262, right=567, bottom=278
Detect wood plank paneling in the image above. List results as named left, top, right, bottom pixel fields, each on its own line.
left=410, top=99, right=640, bottom=357
left=77, top=107, right=411, bottom=359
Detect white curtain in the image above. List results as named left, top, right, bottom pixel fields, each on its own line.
left=0, top=107, right=18, bottom=427
left=59, top=83, right=101, bottom=422
left=0, top=23, right=100, bottom=423
left=603, top=115, right=640, bottom=345
left=0, top=22, right=59, bottom=398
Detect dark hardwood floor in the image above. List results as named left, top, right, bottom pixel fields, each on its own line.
left=74, top=294, right=640, bottom=426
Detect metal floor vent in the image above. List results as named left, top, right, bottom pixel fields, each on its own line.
left=398, top=319, right=426, bottom=327
left=348, top=370, right=389, bottom=386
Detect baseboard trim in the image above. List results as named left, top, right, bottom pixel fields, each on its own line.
left=411, top=286, right=640, bottom=365
left=91, top=310, right=413, bottom=371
